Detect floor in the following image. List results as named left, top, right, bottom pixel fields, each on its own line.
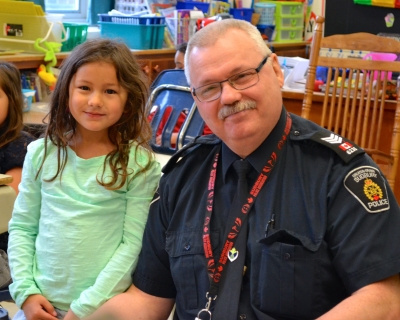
left=0, top=300, right=18, bottom=319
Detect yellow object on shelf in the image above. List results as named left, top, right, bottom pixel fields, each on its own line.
left=0, top=10, right=61, bottom=53
left=0, top=0, right=45, bottom=16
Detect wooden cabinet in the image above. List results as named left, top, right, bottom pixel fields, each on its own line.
left=270, top=42, right=310, bottom=59
left=0, top=42, right=308, bottom=83
left=0, top=48, right=177, bottom=83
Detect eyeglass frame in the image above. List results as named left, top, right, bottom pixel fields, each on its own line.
left=191, top=56, right=269, bottom=102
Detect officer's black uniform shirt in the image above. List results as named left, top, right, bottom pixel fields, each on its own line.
left=133, top=107, right=400, bottom=320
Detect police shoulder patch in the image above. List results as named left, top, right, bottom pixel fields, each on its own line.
left=343, top=166, right=390, bottom=213
left=310, top=131, right=365, bottom=163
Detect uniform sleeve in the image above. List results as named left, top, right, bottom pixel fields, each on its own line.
left=132, top=174, right=177, bottom=298
left=70, top=149, right=161, bottom=318
left=8, top=141, right=43, bottom=308
left=326, top=154, right=400, bottom=293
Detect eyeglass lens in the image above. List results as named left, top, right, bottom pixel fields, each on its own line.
left=194, top=56, right=268, bottom=102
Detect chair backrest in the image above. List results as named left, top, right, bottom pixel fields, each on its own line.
left=302, top=16, right=400, bottom=190
left=0, top=175, right=17, bottom=301
left=0, top=174, right=16, bottom=234
left=147, top=69, right=206, bottom=155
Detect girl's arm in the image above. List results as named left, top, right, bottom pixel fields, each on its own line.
left=70, top=150, right=161, bottom=319
left=5, top=166, right=22, bottom=195
left=8, top=142, right=43, bottom=308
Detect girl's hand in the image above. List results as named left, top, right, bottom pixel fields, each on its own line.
left=21, top=294, right=58, bottom=320
left=64, top=309, right=80, bottom=320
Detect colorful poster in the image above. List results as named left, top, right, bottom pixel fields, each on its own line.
left=304, top=0, right=326, bottom=42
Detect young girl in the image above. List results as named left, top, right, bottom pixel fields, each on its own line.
left=8, top=38, right=161, bottom=320
left=0, top=62, right=35, bottom=195
left=0, top=61, right=35, bottom=253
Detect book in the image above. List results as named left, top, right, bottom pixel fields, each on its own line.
left=174, top=9, right=191, bottom=45
left=209, top=1, right=230, bottom=16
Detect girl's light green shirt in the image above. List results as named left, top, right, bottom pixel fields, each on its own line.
left=8, top=138, right=161, bottom=318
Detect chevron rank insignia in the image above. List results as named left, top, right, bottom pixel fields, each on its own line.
left=311, top=131, right=365, bottom=163
left=344, top=166, right=390, bottom=213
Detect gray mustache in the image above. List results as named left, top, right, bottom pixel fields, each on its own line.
left=218, top=100, right=257, bottom=120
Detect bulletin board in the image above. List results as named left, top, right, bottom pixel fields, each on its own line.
left=324, top=0, right=400, bottom=36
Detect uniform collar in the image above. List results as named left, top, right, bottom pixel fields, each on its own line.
left=221, top=107, right=288, bottom=182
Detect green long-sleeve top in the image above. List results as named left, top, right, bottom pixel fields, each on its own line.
left=8, top=138, right=161, bottom=318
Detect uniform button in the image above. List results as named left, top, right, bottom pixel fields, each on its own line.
left=294, top=130, right=300, bottom=136
left=184, top=244, right=191, bottom=251
left=283, top=253, right=291, bottom=259
left=239, top=314, right=246, bottom=319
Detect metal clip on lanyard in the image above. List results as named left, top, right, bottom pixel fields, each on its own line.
left=195, top=293, right=216, bottom=320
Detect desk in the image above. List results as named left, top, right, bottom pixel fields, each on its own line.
left=23, top=102, right=49, bottom=125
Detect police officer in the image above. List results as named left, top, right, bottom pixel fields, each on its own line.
left=86, top=19, right=400, bottom=320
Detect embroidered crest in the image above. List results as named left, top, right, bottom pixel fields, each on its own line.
left=344, top=166, right=390, bottom=213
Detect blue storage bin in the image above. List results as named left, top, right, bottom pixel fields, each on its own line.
left=98, top=21, right=165, bottom=49
left=176, top=1, right=210, bottom=13
left=98, top=14, right=165, bottom=25
left=22, top=89, right=36, bottom=112
left=229, top=8, right=253, bottom=22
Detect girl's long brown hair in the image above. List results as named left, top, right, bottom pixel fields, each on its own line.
left=38, top=38, right=153, bottom=189
left=0, top=62, right=24, bottom=148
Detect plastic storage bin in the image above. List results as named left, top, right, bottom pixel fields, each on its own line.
left=22, top=89, right=36, bottom=112
left=274, top=27, right=303, bottom=42
left=61, top=22, right=89, bottom=52
left=0, top=13, right=60, bottom=53
left=176, top=1, right=210, bottom=13
left=254, top=3, right=275, bottom=25
left=276, top=15, right=303, bottom=28
left=98, top=22, right=165, bottom=49
left=267, top=1, right=303, bottom=16
left=229, top=8, right=253, bottom=22
left=98, top=14, right=165, bottom=25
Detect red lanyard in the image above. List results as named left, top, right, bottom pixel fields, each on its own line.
left=202, top=112, right=292, bottom=300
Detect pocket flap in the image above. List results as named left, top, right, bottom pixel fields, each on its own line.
left=259, top=229, right=321, bottom=252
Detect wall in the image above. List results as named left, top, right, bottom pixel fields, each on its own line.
left=325, top=0, right=400, bottom=36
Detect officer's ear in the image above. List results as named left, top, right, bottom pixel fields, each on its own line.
left=269, top=53, right=284, bottom=88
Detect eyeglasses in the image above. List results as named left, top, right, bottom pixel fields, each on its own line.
left=192, top=56, right=269, bottom=103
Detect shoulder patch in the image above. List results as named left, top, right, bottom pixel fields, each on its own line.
left=344, top=166, right=390, bottom=213
left=310, top=131, right=365, bottom=163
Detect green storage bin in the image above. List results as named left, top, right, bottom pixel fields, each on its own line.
left=260, top=1, right=303, bottom=16
left=275, top=15, right=304, bottom=28
left=274, top=26, right=303, bottom=43
left=61, top=22, right=89, bottom=52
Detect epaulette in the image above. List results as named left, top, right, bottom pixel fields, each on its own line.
left=162, top=134, right=221, bottom=174
left=309, top=129, right=365, bottom=163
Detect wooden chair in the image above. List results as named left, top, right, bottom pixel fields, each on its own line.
left=302, top=16, right=400, bottom=191
left=0, top=174, right=15, bottom=301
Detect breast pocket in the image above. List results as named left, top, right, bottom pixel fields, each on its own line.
left=256, top=228, right=326, bottom=319
left=165, top=229, right=219, bottom=311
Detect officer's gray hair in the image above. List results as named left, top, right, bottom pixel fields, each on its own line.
left=184, top=19, right=272, bottom=85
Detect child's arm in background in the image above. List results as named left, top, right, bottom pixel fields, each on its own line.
left=69, top=146, right=161, bottom=319
left=5, top=167, right=22, bottom=195
left=7, top=141, right=53, bottom=316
